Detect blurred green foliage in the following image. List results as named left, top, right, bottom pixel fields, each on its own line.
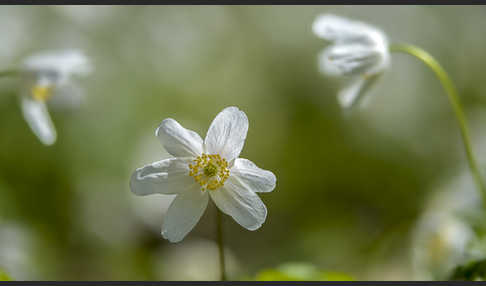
left=255, top=262, right=354, bottom=281
left=450, top=259, right=486, bottom=281
left=0, top=5, right=485, bottom=280
left=0, top=269, right=11, bottom=281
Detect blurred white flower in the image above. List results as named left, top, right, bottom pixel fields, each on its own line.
left=131, top=106, right=277, bottom=243
left=313, top=14, right=390, bottom=108
left=0, top=222, right=37, bottom=280
left=412, top=212, right=475, bottom=280
left=412, top=172, right=483, bottom=280
left=19, top=49, right=92, bottom=145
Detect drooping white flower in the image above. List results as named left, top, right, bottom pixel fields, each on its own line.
left=130, top=106, right=277, bottom=243
left=19, top=49, right=91, bottom=145
left=313, top=14, right=390, bottom=108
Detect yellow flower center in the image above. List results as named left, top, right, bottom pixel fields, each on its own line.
left=188, top=153, right=230, bottom=191
left=31, top=85, right=53, bottom=102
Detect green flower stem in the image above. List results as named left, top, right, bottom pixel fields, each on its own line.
left=0, top=69, right=18, bottom=78
left=390, top=43, right=486, bottom=207
left=216, top=208, right=227, bottom=281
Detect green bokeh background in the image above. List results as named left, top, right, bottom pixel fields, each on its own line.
left=0, top=5, right=485, bottom=280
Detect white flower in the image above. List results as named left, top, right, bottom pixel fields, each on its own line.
left=411, top=172, right=485, bottom=280
left=412, top=213, right=475, bottom=280
left=19, top=49, right=91, bottom=145
left=130, top=106, right=277, bottom=243
left=0, top=221, right=37, bottom=279
left=313, top=14, right=390, bottom=108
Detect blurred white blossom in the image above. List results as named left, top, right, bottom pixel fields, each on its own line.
left=19, top=49, right=91, bottom=145
left=313, top=14, right=389, bottom=108
left=131, top=106, right=277, bottom=242
left=0, top=222, right=37, bottom=280
left=413, top=213, right=475, bottom=280
left=412, top=172, right=484, bottom=280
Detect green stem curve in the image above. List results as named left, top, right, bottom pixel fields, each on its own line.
left=390, top=43, right=486, bottom=207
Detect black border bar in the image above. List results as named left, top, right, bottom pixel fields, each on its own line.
left=1, top=1, right=486, bottom=5
left=0, top=282, right=481, bottom=285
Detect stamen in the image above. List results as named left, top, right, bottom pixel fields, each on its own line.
left=188, top=153, right=229, bottom=191
left=31, top=85, right=53, bottom=102
left=203, top=162, right=218, bottom=177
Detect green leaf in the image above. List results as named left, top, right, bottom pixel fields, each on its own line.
left=256, top=269, right=300, bottom=281
left=319, top=271, right=355, bottom=281
left=449, top=258, right=486, bottom=281
left=255, top=262, right=354, bottom=281
left=0, top=269, right=11, bottom=281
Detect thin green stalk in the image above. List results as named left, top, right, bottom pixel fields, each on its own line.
left=216, top=207, right=227, bottom=281
left=390, top=43, right=486, bottom=207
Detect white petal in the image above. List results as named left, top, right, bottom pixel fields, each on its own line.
left=231, top=158, right=276, bottom=193
left=130, top=158, right=195, bottom=196
left=23, top=50, right=92, bottom=84
left=161, top=187, right=209, bottom=243
left=20, top=96, right=56, bottom=145
left=209, top=176, right=267, bottom=231
left=319, top=45, right=381, bottom=77
left=337, top=75, right=379, bottom=108
left=312, top=14, right=382, bottom=45
left=156, top=118, right=203, bottom=158
left=204, top=107, right=248, bottom=162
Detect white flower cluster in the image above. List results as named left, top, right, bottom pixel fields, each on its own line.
left=1, top=13, right=476, bottom=263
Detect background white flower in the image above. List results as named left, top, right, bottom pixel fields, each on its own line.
left=412, top=212, right=475, bottom=280
left=0, top=221, right=38, bottom=280
left=130, top=106, right=277, bottom=243
left=19, top=49, right=91, bottom=145
left=313, top=14, right=390, bottom=108
left=411, top=172, right=484, bottom=280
